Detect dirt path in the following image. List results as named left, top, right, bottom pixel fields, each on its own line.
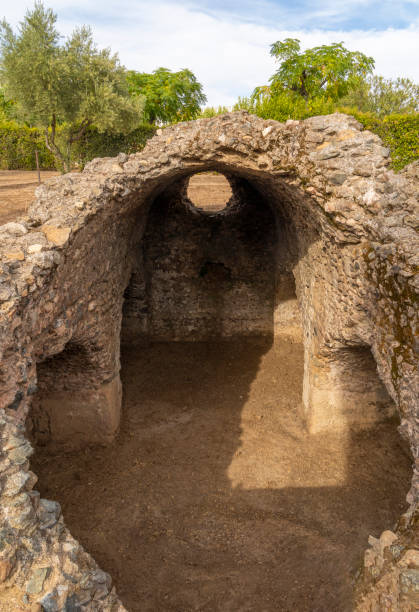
left=0, top=170, right=59, bottom=224
left=31, top=334, right=411, bottom=612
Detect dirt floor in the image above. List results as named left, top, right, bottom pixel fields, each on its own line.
left=31, top=333, right=412, bottom=612
left=0, top=170, right=59, bottom=223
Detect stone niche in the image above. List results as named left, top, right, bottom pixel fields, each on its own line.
left=303, top=344, right=396, bottom=432
left=27, top=341, right=121, bottom=452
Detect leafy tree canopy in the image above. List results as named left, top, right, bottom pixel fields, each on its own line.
left=127, top=67, right=206, bottom=124
left=257, top=38, right=375, bottom=102
left=340, top=75, right=419, bottom=116
left=0, top=2, right=144, bottom=171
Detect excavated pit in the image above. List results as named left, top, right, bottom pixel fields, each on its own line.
left=30, top=173, right=411, bottom=612
left=1, top=114, right=417, bottom=611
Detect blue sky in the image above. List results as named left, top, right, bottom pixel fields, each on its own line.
left=3, top=1, right=419, bottom=106
left=190, top=0, right=419, bottom=30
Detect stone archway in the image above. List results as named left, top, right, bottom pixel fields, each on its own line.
left=0, top=112, right=417, bottom=610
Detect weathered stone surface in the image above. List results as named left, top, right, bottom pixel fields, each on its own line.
left=4, top=250, right=25, bottom=261
left=39, top=590, right=60, bottom=612
left=37, top=499, right=61, bottom=529
left=26, top=567, right=50, bottom=594
left=0, top=559, right=12, bottom=582
left=30, top=377, right=122, bottom=451
left=41, top=225, right=71, bottom=246
left=0, top=111, right=417, bottom=610
left=122, top=176, right=278, bottom=342
left=0, top=222, right=28, bottom=236
left=27, top=244, right=44, bottom=254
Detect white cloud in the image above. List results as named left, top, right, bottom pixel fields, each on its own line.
left=3, top=1, right=419, bottom=107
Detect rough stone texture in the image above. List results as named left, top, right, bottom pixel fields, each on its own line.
left=0, top=112, right=417, bottom=609
left=356, top=509, right=419, bottom=611
left=122, top=176, right=278, bottom=342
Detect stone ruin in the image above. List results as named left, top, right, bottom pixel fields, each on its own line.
left=0, top=111, right=417, bottom=610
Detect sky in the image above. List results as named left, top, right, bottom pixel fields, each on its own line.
left=3, top=0, right=419, bottom=107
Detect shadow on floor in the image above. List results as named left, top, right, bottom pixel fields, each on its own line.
left=31, top=337, right=412, bottom=612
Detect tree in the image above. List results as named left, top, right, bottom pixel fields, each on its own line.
left=258, top=38, right=374, bottom=102
left=340, top=75, right=419, bottom=116
left=0, top=2, right=144, bottom=171
left=127, top=67, right=206, bottom=124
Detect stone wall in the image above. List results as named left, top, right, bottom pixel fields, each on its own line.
left=0, top=111, right=417, bottom=610
left=122, top=176, right=278, bottom=342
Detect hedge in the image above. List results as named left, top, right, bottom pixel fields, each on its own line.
left=238, top=93, right=336, bottom=123
left=0, top=121, right=56, bottom=170
left=0, top=122, right=156, bottom=171
left=72, top=124, right=156, bottom=168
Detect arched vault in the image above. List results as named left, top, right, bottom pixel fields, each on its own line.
left=0, top=112, right=417, bottom=610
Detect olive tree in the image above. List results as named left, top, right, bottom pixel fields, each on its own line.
left=0, top=2, right=144, bottom=171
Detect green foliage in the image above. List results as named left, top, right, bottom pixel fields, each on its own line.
left=233, top=97, right=253, bottom=112
left=341, top=110, right=419, bottom=170
left=0, top=121, right=155, bottom=170
left=267, top=38, right=374, bottom=101
left=0, top=121, right=55, bottom=169
left=198, top=105, right=230, bottom=118
left=0, top=2, right=144, bottom=171
left=72, top=124, right=156, bottom=167
left=236, top=37, right=416, bottom=171
left=0, top=88, right=13, bottom=120
left=235, top=91, right=335, bottom=122
left=340, top=76, right=419, bottom=116
left=127, top=67, right=206, bottom=124
left=0, top=3, right=60, bottom=127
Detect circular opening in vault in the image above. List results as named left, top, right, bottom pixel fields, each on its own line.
left=187, top=171, right=232, bottom=212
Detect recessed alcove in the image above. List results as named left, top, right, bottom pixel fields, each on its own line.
left=28, top=341, right=121, bottom=451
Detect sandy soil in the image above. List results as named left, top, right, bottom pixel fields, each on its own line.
left=0, top=170, right=59, bottom=224
left=32, top=334, right=411, bottom=612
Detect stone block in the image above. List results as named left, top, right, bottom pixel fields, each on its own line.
left=38, top=376, right=122, bottom=450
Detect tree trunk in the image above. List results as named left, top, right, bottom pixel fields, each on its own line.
left=299, top=71, right=309, bottom=100
left=44, top=114, right=68, bottom=173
